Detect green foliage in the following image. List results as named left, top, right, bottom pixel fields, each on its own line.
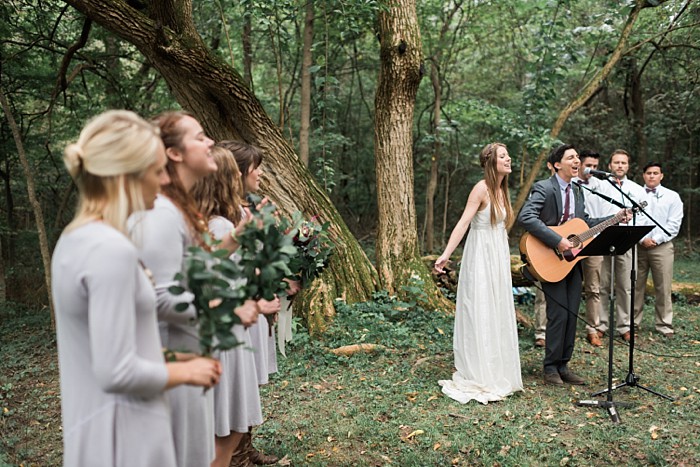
left=1, top=0, right=699, bottom=314
left=287, top=212, right=335, bottom=288
left=169, top=234, right=248, bottom=355
left=236, top=196, right=298, bottom=301
left=169, top=200, right=306, bottom=355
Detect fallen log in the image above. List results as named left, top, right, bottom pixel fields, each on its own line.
left=329, top=343, right=387, bottom=356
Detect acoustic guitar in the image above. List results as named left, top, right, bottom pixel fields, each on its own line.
left=519, top=202, right=646, bottom=283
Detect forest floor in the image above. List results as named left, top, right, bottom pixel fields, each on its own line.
left=1, top=257, right=699, bottom=466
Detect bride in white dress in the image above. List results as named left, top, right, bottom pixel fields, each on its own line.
left=434, top=143, right=523, bottom=404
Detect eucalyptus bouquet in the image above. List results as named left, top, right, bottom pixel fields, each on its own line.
left=287, top=212, right=335, bottom=288
left=169, top=234, right=248, bottom=355
left=235, top=199, right=299, bottom=300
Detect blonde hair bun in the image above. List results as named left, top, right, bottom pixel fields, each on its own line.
left=63, top=143, right=84, bottom=178
left=64, top=110, right=161, bottom=178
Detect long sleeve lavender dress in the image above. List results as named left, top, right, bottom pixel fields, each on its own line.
left=52, top=222, right=175, bottom=467
left=130, top=195, right=215, bottom=467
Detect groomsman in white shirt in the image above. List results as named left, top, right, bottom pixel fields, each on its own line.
left=634, top=162, right=683, bottom=339
left=597, top=149, right=647, bottom=342
left=574, top=150, right=606, bottom=347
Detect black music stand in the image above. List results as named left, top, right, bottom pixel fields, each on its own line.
left=575, top=225, right=651, bottom=423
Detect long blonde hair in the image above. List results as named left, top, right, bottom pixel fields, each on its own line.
left=192, top=145, right=245, bottom=225
left=64, top=110, right=162, bottom=234
left=479, top=142, right=513, bottom=227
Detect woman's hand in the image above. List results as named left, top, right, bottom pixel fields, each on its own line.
left=285, top=279, right=301, bottom=296
left=434, top=254, right=450, bottom=274
left=257, top=296, right=281, bottom=315
left=166, top=356, right=222, bottom=389
left=235, top=299, right=259, bottom=327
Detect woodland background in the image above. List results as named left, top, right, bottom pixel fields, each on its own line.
left=2, top=1, right=700, bottom=465
left=1, top=0, right=699, bottom=323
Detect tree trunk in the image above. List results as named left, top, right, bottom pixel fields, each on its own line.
left=0, top=89, right=55, bottom=324
left=628, top=57, right=648, bottom=167
left=374, top=0, right=450, bottom=310
left=0, top=225, right=5, bottom=303
left=509, top=0, right=662, bottom=230
left=423, top=1, right=464, bottom=253
left=242, top=7, right=254, bottom=91
left=424, top=59, right=441, bottom=253
left=63, top=0, right=379, bottom=332
left=298, top=0, right=314, bottom=167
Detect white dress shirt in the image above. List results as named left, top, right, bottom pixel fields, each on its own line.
left=573, top=176, right=606, bottom=218
left=637, top=184, right=684, bottom=244
left=598, top=176, right=646, bottom=224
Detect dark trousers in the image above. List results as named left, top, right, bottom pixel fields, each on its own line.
left=542, top=264, right=583, bottom=374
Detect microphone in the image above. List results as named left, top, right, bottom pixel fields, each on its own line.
left=583, top=167, right=614, bottom=179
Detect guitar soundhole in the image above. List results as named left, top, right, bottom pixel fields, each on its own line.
left=567, top=234, right=582, bottom=249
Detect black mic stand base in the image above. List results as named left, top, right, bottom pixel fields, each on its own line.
left=592, top=372, right=675, bottom=401
left=575, top=399, right=632, bottom=423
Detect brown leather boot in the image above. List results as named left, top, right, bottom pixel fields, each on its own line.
left=247, top=432, right=279, bottom=465
left=230, top=433, right=255, bottom=467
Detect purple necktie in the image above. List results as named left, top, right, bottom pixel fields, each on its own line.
left=562, top=184, right=571, bottom=223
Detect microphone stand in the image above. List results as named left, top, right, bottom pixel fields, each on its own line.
left=590, top=176, right=673, bottom=401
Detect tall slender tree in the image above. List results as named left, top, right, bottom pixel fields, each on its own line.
left=299, top=0, right=314, bottom=167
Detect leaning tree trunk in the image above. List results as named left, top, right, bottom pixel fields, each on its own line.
left=374, top=0, right=451, bottom=310
left=64, top=0, right=379, bottom=332
left=508, top=0, right=665, bottom=230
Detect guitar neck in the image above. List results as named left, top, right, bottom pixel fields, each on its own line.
left=576, top=211, right=626, bottom=243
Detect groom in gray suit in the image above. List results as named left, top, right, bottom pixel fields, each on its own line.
left=519, top=144, right=625, bottom=386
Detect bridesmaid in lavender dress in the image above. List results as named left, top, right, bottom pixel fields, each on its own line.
left=192, top=145, right=268, bottom=467
left=129, top=112, right=244, bottom=467
left=52, top=110, right=220, bottom=467
left=220, top=140, right=301, bottom=465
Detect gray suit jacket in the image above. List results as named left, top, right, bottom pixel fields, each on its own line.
left=518, top=176, right=608, bottom=249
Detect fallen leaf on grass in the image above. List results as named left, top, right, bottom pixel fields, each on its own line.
left=296, top=431, right=304, bottom=441
left=406, top=429, right=424, bottom=439
left=399, top=425, right=424, bottom=443
left=277, top=455, right=291, bottom=466
left=380, top=454, right=393, bottom=463
left=560, top=457, right=570, bottom=466
left=433, top=442, right=441, bottom=451
left=649, top=425, right=659, bottom=440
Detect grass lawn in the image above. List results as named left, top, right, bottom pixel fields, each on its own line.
left=1, top=269, right=698, bottom=466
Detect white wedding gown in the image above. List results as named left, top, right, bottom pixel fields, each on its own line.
left=439, top=204, right=523, bottom=404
